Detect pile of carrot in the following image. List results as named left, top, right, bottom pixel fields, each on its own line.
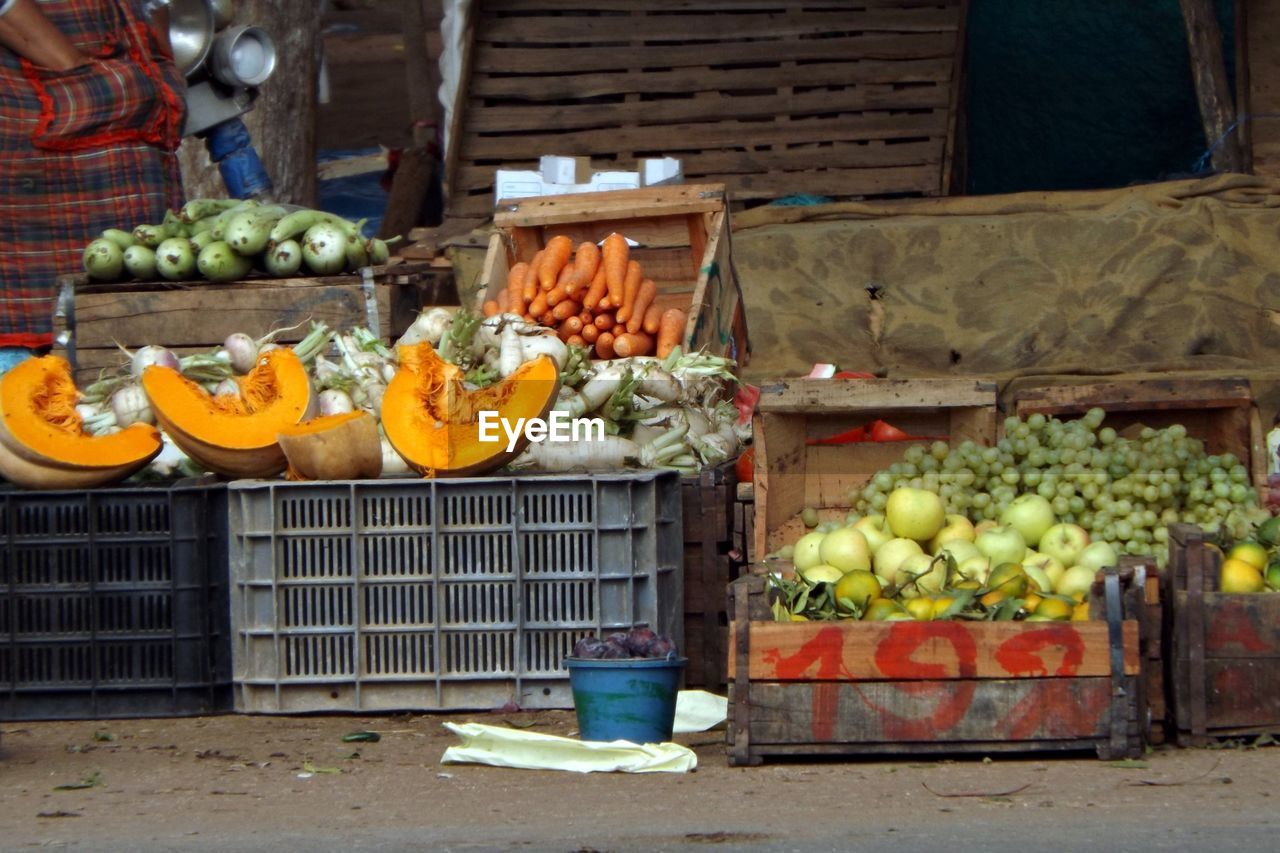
left=481, top=232, right=687, bottom=360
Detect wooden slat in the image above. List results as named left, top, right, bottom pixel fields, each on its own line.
left=1012, top=378, right=1253, bottom=415
left=64, top=280, right=390, bottom=350
left=478, top=8, right=960, bottom=43
left=470, top=58, right=953, bottom=100
left=464, top=84, right=949, bottom=134
left=757, top=378, right=997, bottom=413
left=729, top=619, right=1140, bottom=680
left=494, top=183, right=726, bottom=227
left=1198, top=660, right=1280, bottom=730
left=470, top=32, right=958, bottom=74
left=449, top=0, right=965, bottom=218
left=745, top=677, right=1128, bottom=743
left=487, top=0, right=959, bottom=10
left=462, top=111, right=948, bottom=159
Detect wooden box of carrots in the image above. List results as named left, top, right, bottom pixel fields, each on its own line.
left=476, top=183, right=749, bottom=365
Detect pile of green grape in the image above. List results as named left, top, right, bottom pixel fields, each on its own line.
left=849, top=407, right=1267, bottom=560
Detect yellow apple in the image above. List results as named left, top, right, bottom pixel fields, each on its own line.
left=928, top=514, right=976, bottom=553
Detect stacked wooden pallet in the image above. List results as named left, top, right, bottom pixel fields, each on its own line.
left=445, top=0, right=967, bottom=219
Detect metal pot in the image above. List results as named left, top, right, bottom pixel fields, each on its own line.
left=168, top=0, right=215, bottom=78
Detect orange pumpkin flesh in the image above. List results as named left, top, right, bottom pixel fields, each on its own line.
left=382, top=343, right=559, bottom=477
left=278, top=410, right=382, bottom=480
left=0, top=355, right=160, bottom=488
left=142, top=348, right=312, bottom=478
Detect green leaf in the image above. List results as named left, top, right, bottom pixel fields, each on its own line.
left=92, top=730, right=115, bottom=743
left=938, top=588, right=976, bottom=620
left=1106, top=759, right=1150, bottom=770
left=341, top=731, right=381, bottom=743
left=54, top=771, right=103, bottom=791
left=302, top=760, right=341, bottom=775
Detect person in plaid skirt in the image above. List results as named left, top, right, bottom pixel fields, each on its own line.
left=0, top=0, right=185, bottom=373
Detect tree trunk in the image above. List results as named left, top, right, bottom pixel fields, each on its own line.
left=178, top=1, right=321, bottom=205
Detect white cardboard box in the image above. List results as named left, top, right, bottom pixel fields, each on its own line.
left=494, top=156, right=681, bottom=205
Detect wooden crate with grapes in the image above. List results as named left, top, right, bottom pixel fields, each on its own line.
left=751, top=378, right=999, bottom=564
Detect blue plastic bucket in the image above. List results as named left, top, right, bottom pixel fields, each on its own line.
left=566, top=656, right=687, bottom=744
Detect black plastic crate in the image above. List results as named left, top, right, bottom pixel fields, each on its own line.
left=0, top=482, right=231, bottom=720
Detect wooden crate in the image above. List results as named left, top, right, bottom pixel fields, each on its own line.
left=444, top=0, right=968, bottom=219
left=1165, top=524, right=1280, bottom=745
left=680, top=461, right=741, bottom=692
left=727, top=563, right=1147, bottom=764
left=1010, top=377, right=1266, bottom=492
left=1144, top=565, right=1168, bottom=745
left=52, top=263, right=451, bottom=385
left=752, top=378, right=998, bottom=559
left=477, top=184, right=749, bottom=364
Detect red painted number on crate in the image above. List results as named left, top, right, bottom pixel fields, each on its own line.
left=764, top=626, right=855, bottom=680
left=995, top=626, right=1086, bottom=677
left=858, top=622, right=980, bottom=740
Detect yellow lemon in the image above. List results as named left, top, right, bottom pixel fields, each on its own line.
left=1221, top=558, right=1266, bottom=594
left=987, top=562, right=1029, bottom=598
left=863, top=597, right=907, bottom=621
left=1071, top=600, right=1090, bottom=621
left=1022, top=592, right=1043, bottom=613
left=931, top=595, right=957, bottom=619
left=834, top=569, right=882, bottom=611
left=1228, top=542, right=1268, bottom=572
left=979, top=589, right=1008, bottom=608
left=1033, top=597, right=1075, bottom=621
left=904, top=597, right=936, bottom=621
left=789, top=613, right=810, bottom=622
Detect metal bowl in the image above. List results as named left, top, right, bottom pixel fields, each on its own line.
left=169, top=0, right=215, bottom=78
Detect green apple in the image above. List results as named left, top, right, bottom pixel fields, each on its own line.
left=853, top=514, right=894, bottom=554
left=999, top=493, right=1056, bottom=548
left=872, top=537, right=925, bottom=584
left=937, top=538, right=981, bottom=566
left=1023, top=549, right=1066, bottom=589
left=928, top=514, right=976, bottom=553
left=818, top=526, right=872, bottom=573
left=1039, top=522, right=1091, bottom=568
left=1055, top=564, right=1097, bottom=599
left=955, top=554, right=993, bottom=585
left=974, top=524, right=1028, bottom=567
left=885, top=487, right=945, bottom=542
left=1075, top=540, right=1119, bottom=573
left=894, top=552, right=946, bottom=598
left=792, top=530, right=827, bottom=571
left=1022, top=562, right=1053, bottom=594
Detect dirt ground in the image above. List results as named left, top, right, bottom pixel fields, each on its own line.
left=3, top=710, right=1279, bottom=851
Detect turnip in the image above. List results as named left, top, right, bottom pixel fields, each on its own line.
left=380, top=435, right=411, bottom=476
left=318, top=388, right=355, bottom=416
left=128, top=344, right=179, bottom=377
left=222, top=332, right=259, bottom=375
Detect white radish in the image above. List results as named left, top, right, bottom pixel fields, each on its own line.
left=498, top=323, right=524, bottom=377
left=380, top=436, right=411, bottom=476
left=318, top=388, right=355, bottom=415
left=109, top=383, right=154, bottom=426
left=395, top=306, right=454, bottom=348
left=520, top=333, right=569, bottom=370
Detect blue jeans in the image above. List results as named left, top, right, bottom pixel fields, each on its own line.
left=0, top=347, right=34, bottom=376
